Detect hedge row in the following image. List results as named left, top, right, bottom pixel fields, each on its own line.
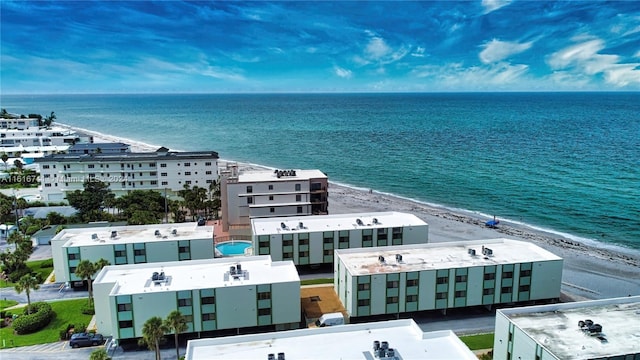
left=12, top=302, right=55, bottom=334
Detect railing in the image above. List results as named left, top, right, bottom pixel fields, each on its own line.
left=215, top=235, right=252, bottom=242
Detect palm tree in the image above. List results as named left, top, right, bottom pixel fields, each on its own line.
left=44, top=111, right=56, bottom=127
left=95, top=258, right=110, bottom=272
left=75, top=260, right=97, bottom=305
left=14, top=273, right=40, bottom=314
left=142, top=316, right=167, bottom=360
left=13, top=159, right=23, bottom=173
left=89, top=348, right=111, bottom=360
left=164, top=310, right=188, bottom=360
left=1, top=153, right=8, bottom=171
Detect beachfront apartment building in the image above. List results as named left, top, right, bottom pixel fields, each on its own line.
left=251, top=212, right=429, bottom=266
left=0, top=117, right=40, bottom=130
left=185, top=318, right=477, bottom=360
left=51, top=222, right=214, bottom=285
left=220, top=163, right=328, bottom=234
left=493, top=296, right=640, bottom=360
left=35, top=148, right=219, bottom=202
left=93, top=256, right=300, bottom=340
left=334, top=239, right=563, bottom=319
left=0, top=126, right=93, bottom=147
left=67, top=142, right=130, bottom=154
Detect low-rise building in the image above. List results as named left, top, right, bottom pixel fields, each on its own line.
left=493, top=296, right=640, bottom=360
left=251, top=212, right=429, bottom=266
left=93, top=256, right=300, bottom=340
left=184, top=318, right=477, bottom=360
left=51, top=222, right=214, bottom=284
left=220, top=164, right=328, bottom=234
left=67, top=142, right=131, bottom=154
left=35, top=149, right=219, bottom=202
left=335, top=239, right=563, bottom=318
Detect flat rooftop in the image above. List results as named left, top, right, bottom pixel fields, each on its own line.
left=94, top=256, right=299, bottom=296
left=56, top=222, right=213, bottom=248
left=252, top=211, right=427, bottom=235
left=499, top=296, right=640, bottom=359
left=336, top=238, right=562, bottom=275
left=35, top=150, right=219, bottom=163
left=184, top=319, right=477, bottom=360
left=236, top=169, right=327, bottom=183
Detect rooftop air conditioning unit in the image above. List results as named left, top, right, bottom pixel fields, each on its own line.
left=372, top=218, right=379, bottom=224
left=356, top=218, right=363, bottom=226
left=154, top=230, right=161, bottom=237
left=110, top=230, right=117, bottom=238
left=171, top=228, right=178, bottom=236
left=91, top=233, right=98, bottom=240
left=395, top=254, right=403, bottom=263
left=378, top=255, right=385, bottom=263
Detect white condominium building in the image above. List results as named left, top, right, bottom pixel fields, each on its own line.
left=335, top=239, right=563, bottom=319
left=221, top=164, right=328, bottom=234
left=251, top=212, right=429, bottom=266
left=35, top=149, right=219, bottom=201
left=93, top=256, right=300, bottom=340
left=185, top=319, right=477, bottom=360
left=51, top=222, right=215, bottom=285
left=494, top=296, right=640, bottom=360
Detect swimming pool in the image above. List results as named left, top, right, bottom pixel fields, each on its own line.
left=215, top=241, right=251, bottom=256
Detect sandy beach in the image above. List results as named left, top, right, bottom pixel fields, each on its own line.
left=64, top=123, right=640, bottom=301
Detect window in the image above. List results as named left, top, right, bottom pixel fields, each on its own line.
left=296, top=194, right=302, bottom=202
left=205, top=162, right=212, bottom=166
left=160, top=163, right=167, bottom=168
left=483, top=288, right=495, bottom=295
left=323, top=249, right=333, bottom=256
left=117, top=303, right=132, bottom=311
left=118, top=320, right=133, bottom=328
left=437, top=276, right=448, bottom=284
left=150, top=163, right=156, bottom=167
left=206, top=171, right=212, bottom=175
left=406, top=279, right=418, bottom=287
left=323, top=232, right=334, bottom=243
left=42, top=165, right=50, bottom=169
left=150, top=172, right=157, bottom=176
left=185, top=171, right=191, bottom=175
left=299, top=237, right=309, bottom=245
left=501, top=286, right=513, bottom=294
left=520, top=269, right=532, bottom=277
left=268, top=185, right=273, bottom=190
left=185, top=180, right=191, bottom=185
left=114, top=250, right=126, bottom=257
left=201, top=296, right=215, bottom=304
left=455, top=290, right=467, bottom=298
left=270, top=207, right=275, bottom=213
left=406, top=295, right=418, bottom=303
left=246, top=186, right=253, bottom=193
left=295, top=184, right=301, bottom=191
left=258, top=292, right=271, bottom=300
left=161, top=181, right=168, bottom=186
left=134, top=249, right=146, bottom=256
left=297, top=206, right=303, bottom=213
left=179, top=245, right=190, bottom=253
left=357, top=299, right=370, bottom=306
left=202, top=313, right=216, bottom=321
left=247, top=197, right=253, bottom=204
left=519, top=284, right=530, bottom=292
left=184, top=162, right=191, bottom=167
left=269, top=195, right=274, bottom=201
left=283, top=252, right=293, bottom=259
left=357, top=283, right=370, bottom=291
left=88, top=164, right=95, bottom=168
left=362, top=229, right=373, bottom=242
left=258, top=308, right=271, bottom=316
left=455, top=275, right=467, bottom=283
left=69, top=266, right=77, bottom=273
left=150, top=181, right=157, bottom=185
left=436, top=292, right=447, bottom=300
left=503, top=271, right=513, bottom=279
left=298, top=251, right=309, bottom=257
left=386, top=296, right=399, bottom=304
left=161, top=172, right=167, bottom=177
left=386, top=280, right=399, bottom=288
left=178, top=298, right=192, bottom=307
left=484, top=273, right=495, bottom=280
left=67, top=253, right=79, bottom=260
left=282, top=239, right=293, bottom=247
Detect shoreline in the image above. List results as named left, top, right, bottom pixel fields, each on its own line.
left=60, top=122, right=640, bottom=300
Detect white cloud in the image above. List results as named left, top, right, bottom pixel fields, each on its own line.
left=334, top=66, right=352, bottom=79
left=366, top=37, right=392, bottom=59
left=412, top=62, right=529, bottom=90
left=547, top=38, right=640, bottom=87
left=480, top=39, right=533, bottom=63
left=481, top=0, right=512, bottom=14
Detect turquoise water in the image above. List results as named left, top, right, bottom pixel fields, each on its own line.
left=1, top=93, right=639, bottom=251
left=216, top=241, right=252, bottom=256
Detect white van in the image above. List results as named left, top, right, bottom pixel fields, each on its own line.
left=314, top=312, right=345, bottom=327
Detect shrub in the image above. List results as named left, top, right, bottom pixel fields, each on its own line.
left=81, top=303, right=95, bottom=315
left=39, top=259, right=54, bottom=268
left=12, top=302, right=55, bottom=334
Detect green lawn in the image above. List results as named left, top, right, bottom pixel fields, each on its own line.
left=0, top=298, right=93, bottom=348
left=0, top=299, right=19, bottom=311
left=459, top=332, right=494, bottom=350
left=0, top=258, right=54, bottom=289
left=301, top=278, right=333, bottom=286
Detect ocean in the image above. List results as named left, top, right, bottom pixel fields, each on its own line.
left=1, top=93, right=639, bottom=251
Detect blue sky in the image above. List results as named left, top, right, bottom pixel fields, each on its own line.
left=2, top=1, right=639, bottom=93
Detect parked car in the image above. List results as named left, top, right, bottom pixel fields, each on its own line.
left=69, top=332, right=104, bottom=348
